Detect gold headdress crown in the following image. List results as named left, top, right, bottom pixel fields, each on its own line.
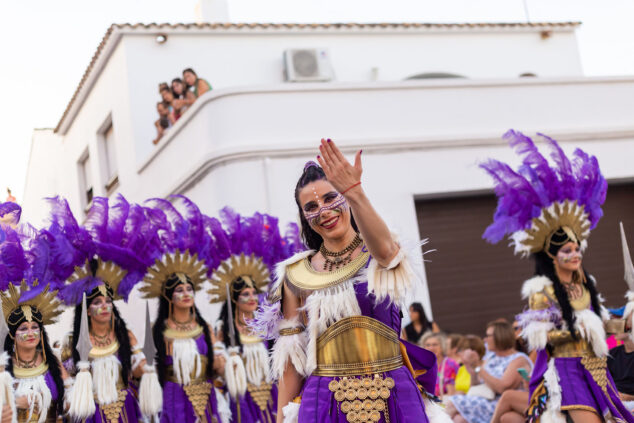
left=513, top=200, right=590, bottom=256
left=1, top=281, right=64, bottom=328
left=141, top=249, right=208, bottom=299
left=68, top=257, right=127, bottom=301
left=207, top=253, right=270, bottom=304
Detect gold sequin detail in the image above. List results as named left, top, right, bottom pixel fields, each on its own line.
left=183, top=381, right=213, bottom=420
left=580, top=356, right=608, bottom=395
left=329, top=374, right=393, bottom=422
left=247, top=382, right=273, bottom=412
left=100, top=389, right=128, bottom=423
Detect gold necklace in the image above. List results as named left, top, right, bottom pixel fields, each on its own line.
left=15, top=352, right=38, bottom=369
left=91, top=330, right=113, bottom=347
left=319, top=233, right=363, bottom=271
left=170, top=315, right=195, bottom=332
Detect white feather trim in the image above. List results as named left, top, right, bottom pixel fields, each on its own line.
left=139, top=364, right=163, bottom=417
left=423, top=397, right=453, bottom=423
left=243, top=341, right=270, bottom=385
left=0, top=352, right=16, bottom=423
left=522, top=321, right=555, bottom=352
left=15, top=373, right=51, bottom=423
left=224, top=346, right=247, bottom=399
left=301, top=280, right=361, bottom=375
left=131, top=350, right=145, bottom=371
left=213, top=341, right=227, bottom=356
left=270, top=250, right=314, bottom=298
left=521, top=276, right=552, bottom=300
left=91, top=354, right=121, bottom=405
left=624, top=291, right=634, bottom=322
left=67, top=361, right=96, bottom=419
left=281, top=401, right=300, bottom=423
left=270, top=317, right=308, bottom=380
left=172, top=337, right=202, bottom=386
left=215, top=387, right=232, bottom=423
left=542, top=358, right=566, bottom=423
left=573, top=309, right=608, bottom=358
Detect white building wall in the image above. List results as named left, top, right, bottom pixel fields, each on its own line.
left=121, top=28, right=582, bottom=164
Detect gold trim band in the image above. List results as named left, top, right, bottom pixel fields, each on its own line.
left=313, top=316, right=403, bottom=377
left=552, top=339, right=595, bottom=358
left=286, top=251, right=370, bottom=293
left=279, top=327, right=304, bottom=336
left=163, top=324, right=204, bottom=340
left=13, top=362, right=49, bottom=379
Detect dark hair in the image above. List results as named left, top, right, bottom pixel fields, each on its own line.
left=160, top=86, right=171, bottom=94
left=409, top=302, right=433, bottom=331
left=486, top=320, right=516, bottom=351
left=533, top=251, right=601, bottom=340
left=294, top=163, right=359, bottom=250
left=6, top=314, right=65, bottom=415
left=71, top=290, right=132, bottom=387
left=152, top=275, right=214, bottom=386
left=183, top=68, right=197, bottom=77
left=218, top=277, right=255, bottom=352
left=171, top=78, right=185, bottom=98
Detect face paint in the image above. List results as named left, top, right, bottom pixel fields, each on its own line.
left=238, top=292, right=257, bottom=304
left=304, top=194, right=348, bottom=225
left=89, top=303, right=113, bottom=316
left=557, top=250, right=582, bottom=264
left=16, top=327, right=40, bottom=342
left=173, top=291, right=194, bottom=302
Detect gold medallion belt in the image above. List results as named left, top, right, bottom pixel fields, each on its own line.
left=314, top=316, right=403, bottom=423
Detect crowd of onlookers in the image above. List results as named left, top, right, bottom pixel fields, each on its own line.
left=403, top=302, right=634, bottom=422
left=153, top=68, right=212, bottom=145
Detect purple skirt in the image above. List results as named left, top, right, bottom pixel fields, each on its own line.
left=298, top=366, right=429, bottom=423
left=161, top=380, right=223, bottom=423
left=555, top=357, right=634, bottom=421
left=87, top=387, right=142, bottom=423
left=230, top=384, right=278, bottom=423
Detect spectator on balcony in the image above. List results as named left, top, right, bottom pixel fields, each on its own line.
left=402, top=302, right=440, bottom=344
left=171, top=77, right=195, bottom=119
left=153, top=101, right=174, bottom=145
left=5, top=188, right=16, bottom=203
left=183, top=68, right=211, bottom=99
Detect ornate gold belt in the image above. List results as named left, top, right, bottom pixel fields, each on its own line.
left=551, top=339, right=596, bottom=358
left=313, top=316, right=403, bottom=377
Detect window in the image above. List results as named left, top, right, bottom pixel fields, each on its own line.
left=78, top=150, right=93, bottom=209
left=99, top=117, right=118, bottom=193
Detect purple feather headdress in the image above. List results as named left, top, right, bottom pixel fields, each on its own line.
left=205, top=206, right=304, bottom=304
left=481, top=130, right=607, bottom=256
left=139, top=196, right=217, bottom=298
left=42, top=195, right=162, bottom=304
left=0, top=202, right=21, bottom=227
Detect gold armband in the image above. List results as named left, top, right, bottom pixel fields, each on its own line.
left=279, top=327, right=304, bottom=336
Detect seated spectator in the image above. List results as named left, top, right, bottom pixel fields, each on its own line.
left=454, top=335, right=487, bottom=395
left=607, top=326, right=634, bottom=413
left=445, top=320, right=532, bottom=423
left=171, top=77, right=196, bottom=119
left=421, top=332, right=459, bottom=398
left=448, top=333, right=465, bottom=364
left=402, top=302, right=440, bottom=344
left=490, top=390, right=529, bottom=423
left=153, top=101, right=174, bottom=145
left=183, top=67, right=211, bottom=99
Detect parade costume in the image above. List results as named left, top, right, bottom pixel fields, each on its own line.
left=482, top=130, right=634, bottom=422
left=0, top=210, right=75, bottom=423
left=44, top=196, right=160, bottom=422
left=140, top=196, right=230, bottom=423
left=255, top=162, right=444, bottom=423
left=206, top=207, right=302, bottom=423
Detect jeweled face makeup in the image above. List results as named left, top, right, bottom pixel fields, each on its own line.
left=556, top=242, right=582, bottom=271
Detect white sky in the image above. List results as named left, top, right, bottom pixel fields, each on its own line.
left=1, top=0, right=633, bottom=201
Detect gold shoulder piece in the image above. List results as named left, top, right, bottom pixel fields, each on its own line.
left=13, top=362, right=49, bottom=379
left=89, top=340, right=120, bottom=359
left=163, top=324, right=204, bottom=340
left=286, top=251, right=370, bottom=293
left=529, top=291, right=553, bottom=310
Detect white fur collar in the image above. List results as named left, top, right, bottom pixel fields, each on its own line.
left=269, top=250, right=314, bottom=301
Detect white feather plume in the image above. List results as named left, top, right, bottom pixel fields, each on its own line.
left=172, top=337, right=202, bottom=386
left=215, top=387, right=232, bottom=423
left=243, top=342, right=270, bottom=385
left=522, top=321, right=555, bottom=352
left=270, top=317, right=308, bottom=380
left=224, top=346, right=247, bottom=399
left=542, top=358, right=566, bottom=423
left=573, top=309, right=608, bottom=358
left=281, top=401, right=300, bottom=423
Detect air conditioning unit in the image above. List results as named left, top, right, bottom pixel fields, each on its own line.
left=284, top=48, right=334, bottom=82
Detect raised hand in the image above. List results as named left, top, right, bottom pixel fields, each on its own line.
left=316, top=138, right=362, bottom=196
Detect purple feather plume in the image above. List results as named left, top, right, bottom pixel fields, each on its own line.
left=481, top=130, right=607, bottom=244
